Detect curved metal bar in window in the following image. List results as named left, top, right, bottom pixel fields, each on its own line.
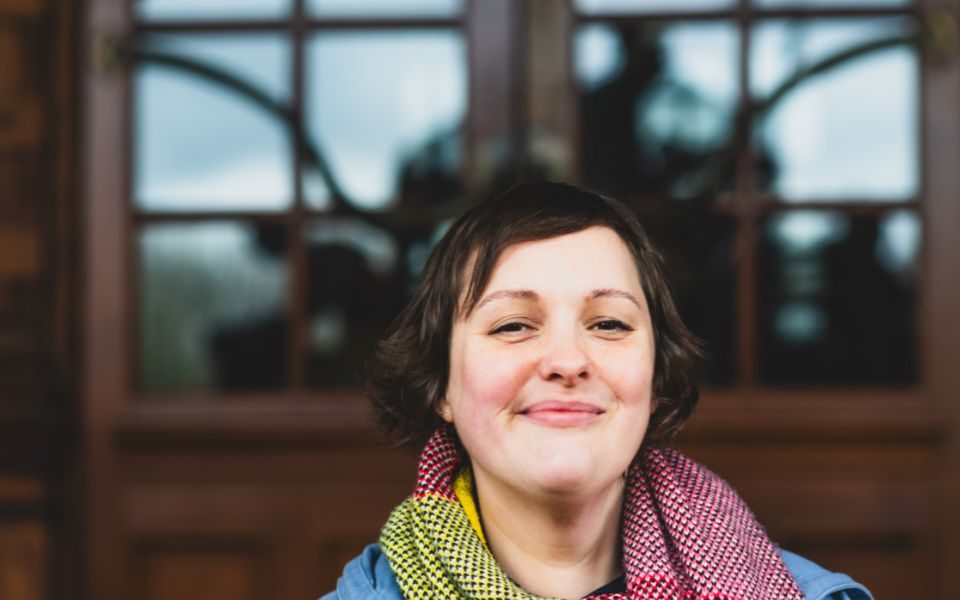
left=696, top=14, right=954, bottom=200
left=110, top=13, right=954, bottom=221
left=110, top=37, right=473, bottom=229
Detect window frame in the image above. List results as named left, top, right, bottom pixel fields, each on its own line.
left=81, top=1, right=960, bottom=596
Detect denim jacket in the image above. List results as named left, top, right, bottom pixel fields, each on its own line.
left=321, top=543, right=874, bottom=600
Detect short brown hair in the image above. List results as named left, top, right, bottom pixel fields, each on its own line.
left=363, top=181, right=703, bottom=451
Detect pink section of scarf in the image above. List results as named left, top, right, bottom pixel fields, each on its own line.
left=415, top=427, right=806, bottom=600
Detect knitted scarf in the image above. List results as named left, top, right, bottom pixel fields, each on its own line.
left=380, top=427, right=806, bottom=600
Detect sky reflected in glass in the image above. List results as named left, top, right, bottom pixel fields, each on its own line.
left=756, top=0, right=908, bottom=7
left=306, top=31, right=466, bottom=210
left=308, top=0, right=462, bottom=17
left=751, top=19, right=918, bottom=201
left=575, top=0, right=734, bottom=13
left=136, top=0, right=291, bottom=20
left=134, top=34, right=293, bottom=211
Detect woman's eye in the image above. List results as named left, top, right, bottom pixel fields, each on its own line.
left=592, top=319, right=632, bottom=332
left=490, top=322, right=530, bottom=335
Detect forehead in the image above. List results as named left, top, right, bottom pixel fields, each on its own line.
left=459, top=227, right=644, bottom=311
left=498, top=225, right=635, bottom=273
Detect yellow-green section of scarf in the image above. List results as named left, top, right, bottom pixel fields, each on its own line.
left=453, top=467, right=488, bottom=547
left=379, top=476, right=556, bottom=599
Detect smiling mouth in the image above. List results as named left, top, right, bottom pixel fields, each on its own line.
left=519, top=402, right=605, bottom=427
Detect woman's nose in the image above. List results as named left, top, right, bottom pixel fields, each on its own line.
left=537, top=331, right=591, bottom=385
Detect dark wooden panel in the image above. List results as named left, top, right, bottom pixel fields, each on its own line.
left=0, top=226, right=39, bottom=278
left=0, top=476, right=42, bottom=508
left=111, top=447, right=413, bottom=600
left=0, top=101, right=42, bottom=150
left=0, top=521, right=46, bottom=600
left=117, top=442, right=416, bottom=488
left=129, top=539, right=273, bottom=600
left=0, top=0, right=44, bottom=18
left=0, top=282, right=39, bottom=384
left=0, top=158, right=39, bottom=221
left=0, top=27, right=21, bottom=97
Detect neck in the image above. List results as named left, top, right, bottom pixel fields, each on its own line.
left=473, top=468, right=624, bottom=600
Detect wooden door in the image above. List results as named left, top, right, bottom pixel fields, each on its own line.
left=80, top=1, right=960, bottom=599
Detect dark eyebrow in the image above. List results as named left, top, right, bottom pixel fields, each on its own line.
left=473, top=288, right=643, bottom=312
left=592, top=288, right=644, bottom=311
left=474, top=289, right=539, bottom=312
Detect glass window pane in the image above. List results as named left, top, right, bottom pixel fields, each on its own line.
left=756, top=0, right=908, bottom=7
left=141, top=34, right=290, bottom=101
left=138, top=222, right=288, bottom=391
left=308, top=0, right=463, bottom=18
left=751, top=19, right=918, bottom=201
left=576, top=22, right=739, bottom=198
left=306, top=31, right=467, bottom=211
left=139, top=223, right=290, bottom=392
left=646, top=213, right=737, bottom=385
left=758, top=210, right=920, bottom=385
left=575, top=0, right=735, bottom=13
left=136, top=0, right=291, bottom=21
left=303, top=219, right=406, bottom=387
left=134, top=35, right=293, bottom=212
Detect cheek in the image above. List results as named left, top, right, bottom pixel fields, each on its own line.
left=596, top=347, right=656, bottom=401
left=449, top=345, right=534, bottom=418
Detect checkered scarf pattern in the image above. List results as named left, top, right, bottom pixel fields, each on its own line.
left=380, top=427, right=805, bottom=599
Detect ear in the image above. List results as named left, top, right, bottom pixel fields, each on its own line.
left=437, top=398, right=454, bottom=423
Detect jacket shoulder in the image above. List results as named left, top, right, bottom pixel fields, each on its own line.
left=320, top=544, right=872, bottom=600
left=780, top=549, right=874, bottom=600
left=319, top=543, right=403, bottom=600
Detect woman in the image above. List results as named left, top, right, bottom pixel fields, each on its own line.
left=324, top=182, right=872, bottom=600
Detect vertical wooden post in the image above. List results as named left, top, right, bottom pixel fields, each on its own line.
left=922, top=6, right=960, bottom=596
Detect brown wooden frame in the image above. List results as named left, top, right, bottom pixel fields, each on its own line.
left=80, top=0, right=960, bottom=598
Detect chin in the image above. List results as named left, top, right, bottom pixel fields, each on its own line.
left=529, top=457, right=612, bottom=497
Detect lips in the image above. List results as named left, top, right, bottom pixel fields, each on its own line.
left=518, top=401, right=605, bottom=427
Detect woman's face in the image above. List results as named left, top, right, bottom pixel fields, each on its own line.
left=440, top=226, right=655, bottom=499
